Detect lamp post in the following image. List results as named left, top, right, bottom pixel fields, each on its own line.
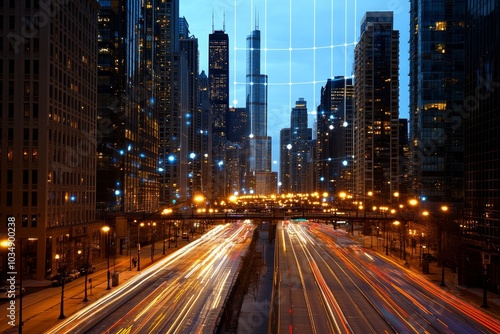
left=55, top=253, right=65, bottom=319
left=150, top=222, right=156, bottom=262
left=393, top=221, right=401, bottom=258
left=163, top=221, right=166, bottom=255
left=137, top=222, right=144, bottom=271
left=102, top=226, right=111, bottom=290
left=439, top=205, right=448, bottom=287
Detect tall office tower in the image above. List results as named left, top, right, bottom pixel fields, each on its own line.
left=97, top=0, right=159, bottom=214
left=245, top=29, right=272, bottom=194
left=179, top=19, right=200, bottom=200
left=398, top=119, right=411, bottom=196
left=354, top=12, right=400, bottom=203
left=409, top=0, right=465, bottom=206
left=156, top=0, right=190, bottom=206
left=0, top=0, right=99, bottom=279
left=228, top=107, right=247, bottom=144
left=208, top=29, right=229, bottom=200
left=280, top=129, right=292, bottom=193
left=316, top=77, right=355, bottom=198
left=289, top=98, right=311, bottom=193
left=463, top=1, right=500, bottom=292
left=197, top=71, right=213, bottom=200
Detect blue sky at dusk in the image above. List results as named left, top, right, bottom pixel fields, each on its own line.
left=181, top=0, right=410, bottom=171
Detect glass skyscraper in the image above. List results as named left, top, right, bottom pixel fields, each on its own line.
left=354, top=12, right=400, bottom=203
left=246, top=30, right=271, bottom=174
left=209, top=29, right=229, bottom=200
left=409, top=0, right=465, bottom=206
left=462, top=0, right=500, bottom=293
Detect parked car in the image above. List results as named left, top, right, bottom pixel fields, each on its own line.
left=51, top=274, right=72, bottom=286
left=423, top=253, right=438, bottom=262
left=68, top=269, right=81, bottom=280
left=78, top=264, right=96, bottom=276
left=0, top=286, right=25, bottom=298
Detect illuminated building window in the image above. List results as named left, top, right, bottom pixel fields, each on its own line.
left=435, top=21, right=446, bottom=31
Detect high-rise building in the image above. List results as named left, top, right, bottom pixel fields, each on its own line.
left=227, top=107, right=247, bottom=144
left=245, top=29, right=273, bottom=194
left=197, top=70, right=213, bottom=199
left=156, top=0, right=191, bottom=206
left=0, top=0, right=99, bottom=279
left=354, top=12, right=400, bottom=203
left=289, top=98, right=310, bottom=193
left=316, top=77, right=355, bottom=198
left=279, top=129, right=292, bottom=193
left=398, top=119, right=411, bottom=196
left=208, top=29, right=229, bottom=200
left=463, top=0, right=500, bottom=293
left=179, top=19, right=200, bottom=200
left=409, top=0, right=465, bottom=206
left=96, top=0, right=159, bottom=214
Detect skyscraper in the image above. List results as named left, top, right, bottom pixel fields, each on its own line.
left=463, top=0, right=500, bottom=292
left=179, top=18, right=200, bottom=200
left=289, top=98, right=310, bottom=193
left=197, top=70, right=213, bottom=199
left=156, top=0, right=191, bottom=206
left=280, top=129, right=292, bottom=193
left=354, top=12, right=400, bottom=203
left=245, top=29, right=273, bottom=194
left=209, top=29, right=229, bottom=200
left=316, top=77, right=355, bottom=197
left=0, top=0, right=99, bottom=279
left=97, top=0, right=159, bottom=214
left=409, top=0, right=465, bottom=206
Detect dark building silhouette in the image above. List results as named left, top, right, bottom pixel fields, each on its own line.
left=316, top=77, right=354, bottom=198
left=354, top=12, right=400, bottom=203
left=409, top=0, right=465, bottom=206
left=462, top=0, right=500, bottom=293
left=179, top=18, right=200, bottom=200
left=97, top=0, right=159, bottom=214
left=0, top=0, right=99, bottom=280
left=209, top=29, right=229, bottom=200
left=197, top=71, right=213, bottom=199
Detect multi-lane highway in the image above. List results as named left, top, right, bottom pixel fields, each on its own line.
left=276, top=222, right=500, bottom=334
left=45, top=223, right=252, bottom=334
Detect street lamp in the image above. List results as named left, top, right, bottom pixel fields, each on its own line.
left=439, top=205, right=448, bottom=287
left=55, top=253, right=65, bottom=319
left=102, top=226, right=111, bottom=290
left=150, top=222, right=156, bottom=262
left=393, top=221, right=401, bottom=258
left=137, top=222, right=144, bottom=271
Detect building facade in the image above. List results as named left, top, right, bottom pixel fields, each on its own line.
left=0, top=0, right=99, bottom=280
left=96, top=0, right=159, bottom=214
left=245, top=29, right=273, bottom=194
left=463, top=0, right=500, bottom=293
left=289, top=98, right=311, bottom=193
left=208, top=29, right=229, bottom=200
left=409, top=0, right=465, bottom=206
left=316, top=77, right=355, bottom=198
left=354, top=12, right=400, bottom=203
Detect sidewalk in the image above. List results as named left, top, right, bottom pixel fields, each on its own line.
left=0, top=237, right=191, bottom=334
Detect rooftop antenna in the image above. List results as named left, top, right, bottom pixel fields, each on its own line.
left=212, top=10, right=214, bottom=32
left=255, top=9, right=259, bottom=30
left=223, top=10, right=226, bottom=32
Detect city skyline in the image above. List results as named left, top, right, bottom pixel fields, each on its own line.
left=181, top=0, right=411, bottom=172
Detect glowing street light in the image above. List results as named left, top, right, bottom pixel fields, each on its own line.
left=102, top=226, right=111, bottom=290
